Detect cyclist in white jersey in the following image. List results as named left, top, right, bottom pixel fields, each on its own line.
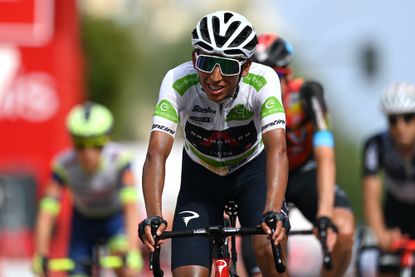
left=32, top=102, right=142, bottom=277
left=138, top=10, right=290, bottom=276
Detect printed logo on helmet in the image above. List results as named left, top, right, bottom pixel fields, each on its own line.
left=260, top=96, right=284, bottom=118
left=153, top=100, right=178, bottom=123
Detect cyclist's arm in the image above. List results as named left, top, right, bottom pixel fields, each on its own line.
left=314, top=146, right=335, bottom=218
left=142, top=131, right=174, bottom=218
left=302, top=81, right=335, bottom=218
left=362, top=175, right=387, bottom=241
left=262, top=128, right=288, bottom=215
left=34, top=180, right=62, bottom=256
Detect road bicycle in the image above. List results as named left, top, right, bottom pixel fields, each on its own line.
left=355, top=226, right=415, bottom=277
left=145, top=201, right=286, bottom=277
left=389, top=238, right=415, bottom=277
left=42, top=238, right=136, bottom=277
left=288, top=221, right=337, bottom=271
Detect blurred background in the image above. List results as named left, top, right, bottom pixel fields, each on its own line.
left=0, top=0, right=414, bottom=276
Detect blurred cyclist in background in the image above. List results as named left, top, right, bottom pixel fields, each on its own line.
left=361, top=82, right=415, bottom=276
left=32, top=101, right=142, bottom=277
left=138, top=10, right=290, bottom=277
left=241, top=33, right=355, bottom=277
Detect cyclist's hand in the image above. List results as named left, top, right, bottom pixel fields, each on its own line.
left=32, top=254, right=47, bottom=277
left=314, top=216, right=338, bottom=252
left=260, top=211, right=290, bottom=244
left=378, top=228, right=403, bottom=251
left=138, top=216, right=167, bottom=252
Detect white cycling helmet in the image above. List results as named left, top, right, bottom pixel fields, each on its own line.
left=381, top=82, right=415, bottom=114
left=191, top=10, right=258, bottom=59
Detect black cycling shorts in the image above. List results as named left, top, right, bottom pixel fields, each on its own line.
left=285, top=161, right=353, bottom=222
left=171, top=149, right=287, bottom=270
left=242, top=160, right=353, bottom=276
left=384, top=193, right=415, bottom=238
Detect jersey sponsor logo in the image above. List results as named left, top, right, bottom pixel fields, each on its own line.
left=192, top=105, right=216, bottom=114
left=261, top=119, right=285, bottom=132
left=185, top=120, right=258, bottom=158
left=189, top=116, right=211, bottom=123
left=243, top=73, right=267, bottom=92
left=152, top=123, right=175, bottom=134
left=226, top=104, right=254, bottom=121
left=260, top=96, right=284, bottom=119
left=153, top=99, right=178, bottom=123
left=172, top=73, right=198, bottom=96
left=178, top=210, right=200, bottom=226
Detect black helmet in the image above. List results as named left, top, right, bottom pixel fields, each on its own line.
left=252, top=33, right=294, bottom=67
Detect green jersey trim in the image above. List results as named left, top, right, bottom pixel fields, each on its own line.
left=243, top=73, right=267, bottom=92
left=153, top=100, right=179, bottom=123
left=172, top=74, right=199, bottom=96
left=260, top=96, right=284, bottom=119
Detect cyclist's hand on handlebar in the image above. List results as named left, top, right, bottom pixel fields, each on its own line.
left=260, top=211, right=290, bottom=244
left=32, top=253, right=47, bottom=277
left=138, top=216, right=168, bottom=252
left=314, top=216, right=338, bottom=252
left=378, top=228, right=404, bottom=251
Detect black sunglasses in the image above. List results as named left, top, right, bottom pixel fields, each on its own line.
left=195, top=54, right=246, bottom=76
left=388, top=113, right=415, bottom=126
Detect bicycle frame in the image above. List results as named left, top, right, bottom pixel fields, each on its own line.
left=391, top=239, right=415, bottom=277
left=356, top=237, right=415, bottom=277
left=147, top=201, right=285, bottom=277
left=289, top=229, right=334, bottom=270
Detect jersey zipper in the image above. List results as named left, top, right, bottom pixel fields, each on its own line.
left=218, top=103, right=223, bottom=159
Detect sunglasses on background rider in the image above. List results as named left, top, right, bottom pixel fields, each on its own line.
left=388, top=113, right=415, bottom=126
left=195, top=53, right=246, bottom=76
left=72, top=135, right=109, bottom=150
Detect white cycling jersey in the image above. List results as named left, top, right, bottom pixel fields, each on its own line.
left=152, top=61, right=286, bottom=176
left=52, top=143, right=133, bottom=216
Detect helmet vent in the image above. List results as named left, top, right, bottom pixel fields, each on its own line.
left=83, top=102, right=93, bottom=121
left=229, top=25, right=250, bottom=47
left=223, top=12, right=233, bottom=24
left=198, top=18, right=211, bottom=44
left=195, top=41, right=213, bottom=52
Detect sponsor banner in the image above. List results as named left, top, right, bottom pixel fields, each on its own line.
left=0, top=0, right=83, bottom=258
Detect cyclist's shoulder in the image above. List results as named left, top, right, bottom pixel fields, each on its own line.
left=242, top=62, right=279, bottom=93
left=102, top=142, right=135, bottom=167
left=163, top=61, right=199, bottom=96
left=51, top=147, right=77, bottom=168
left=246, top=62, right=278, bottom=80
left=364, top=130, right=389, bottom=144
left=298, top=79, right=324, bottom=98
left=165, top=61, right=197, bottom=81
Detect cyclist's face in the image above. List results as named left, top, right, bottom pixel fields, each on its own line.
left=192, top=51, right=251, bottom=103
left=388, top=113, right=415, bottom=148
left=75, top=147, right=103, bottom=173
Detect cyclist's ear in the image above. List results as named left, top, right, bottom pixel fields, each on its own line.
left=241, top=60, right=252, bottom=77
left=192, top=50, right=198, bottom=68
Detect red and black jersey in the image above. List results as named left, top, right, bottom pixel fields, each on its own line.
left=283, top=78, right=333, bottom=171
